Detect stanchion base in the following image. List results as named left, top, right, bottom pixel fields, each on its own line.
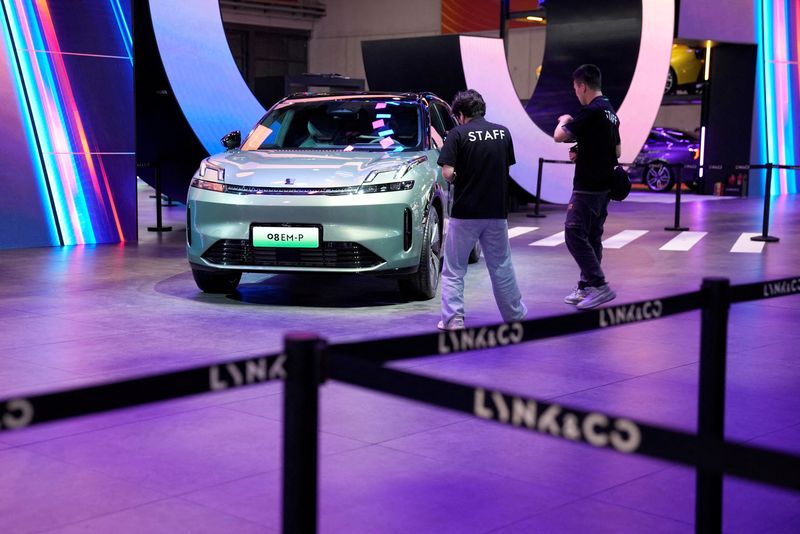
left=147, top=226, right=173, bottom=232
left=750, top=235, right=779, bottom=242
left=665, top=226, right=689, bottom=232
left=526, top=213, right=546, bottom=218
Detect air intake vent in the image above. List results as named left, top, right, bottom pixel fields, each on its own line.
left=202, top=240, right=384, bottom=269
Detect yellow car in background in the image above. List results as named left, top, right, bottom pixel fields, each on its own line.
left=665, top=43, right=704, bottom=94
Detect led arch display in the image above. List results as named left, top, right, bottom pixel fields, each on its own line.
left=364, top=0, right=674, bottom=203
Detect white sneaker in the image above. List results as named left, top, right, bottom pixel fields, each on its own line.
left=564, top=286, right=588, bottom=305
left=437, top=317, right=465, bottom=331
left=576, top=284, right=616, bottom=310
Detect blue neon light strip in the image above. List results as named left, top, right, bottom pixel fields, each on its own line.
left=755, top=0, right=799, bottom=195
left=109, top=0, right=132, bottom=64
left=0, top=1, right=60, bottom=244
left=9, top=0, right=93, bottom=243
left=2, top=0, right=133, bottom=245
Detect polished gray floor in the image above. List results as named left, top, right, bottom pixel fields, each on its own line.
left=1, top=182, right=799, bottom=533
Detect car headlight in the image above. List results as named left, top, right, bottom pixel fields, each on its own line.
left=190, top=178, right=226, bottom=192
left=358, top=180, right=415, bottom=194
left=359, top=166, right=416, bottom=193
left=363, top=169, right=398, bottom=183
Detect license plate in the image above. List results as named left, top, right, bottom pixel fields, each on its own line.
left=252, top=226, right=319, bottom=248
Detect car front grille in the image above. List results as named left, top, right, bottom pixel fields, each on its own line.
left=202, top=240, right=385, bottom=269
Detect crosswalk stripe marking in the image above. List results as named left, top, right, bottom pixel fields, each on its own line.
left=659, top=231, right=708, bottom=251
left=603, top=230, right=649, bottom=249
left=730, top=232, right=766, bottom=253
left=508, top=226, right=539, bottom=239
left=530, top=231, right=565, bottom=247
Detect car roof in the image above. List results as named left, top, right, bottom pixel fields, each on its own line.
left=652, top=127, right=698, bottom=140
left=281, top=91, right=446, bottom=105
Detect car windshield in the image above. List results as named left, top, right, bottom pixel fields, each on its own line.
left=241, top=99, right=422, bottom=152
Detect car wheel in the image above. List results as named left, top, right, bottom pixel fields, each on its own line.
left=645, top=163, right=675, bottom=192
left=468, top=242, right=481, bottom=264
left=192, top=268, right=242, bottom=293
left=664, top=68, right=677, bottom=95
left=398, top=207, right=441, bottom=301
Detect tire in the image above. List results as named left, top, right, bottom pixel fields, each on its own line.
left=664, top=68, right=677, bottom=95
left=468, top=242, right=481, bottom=264
left=192, top=268, right=242, bottom=293
left=398, top=207, right=441, bottom=301
left=645, top=162, right=675, bottom=192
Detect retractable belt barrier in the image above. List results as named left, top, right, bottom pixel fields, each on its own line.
left=1, top=276, right=799, bottom=534
left=0, top=352, right=286, bottom=432
left=329, top=291, right=701, bottom=363
left=729, top=275, right=800, bottom=303
left=327, top=353, right=800, bottom=492
left=534, top=158, right=796, bottom=240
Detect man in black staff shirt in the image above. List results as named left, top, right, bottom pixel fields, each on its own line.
left=436, top=89, right=527, bottom=331
left=554, top=64, right=620, bottom=310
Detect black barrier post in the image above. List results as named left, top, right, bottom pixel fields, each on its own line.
left=695, top=278, right=730, bottom=534
left=527, top=157, right=547, bottom=218
left=282, top=333, right=325, bottom=534
left=147, top=164, right=173, bottom=232
left=665, top=164, right=689, bottom=232
left=751, top=162, right=779, bottom=243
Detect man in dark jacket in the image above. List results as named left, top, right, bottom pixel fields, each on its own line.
left=554, top=64, right=620, bottom=310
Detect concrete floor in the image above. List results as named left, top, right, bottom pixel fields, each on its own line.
left=0, top=182, right=799, bottom=533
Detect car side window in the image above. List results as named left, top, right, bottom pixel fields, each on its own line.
left=433, top=102, right=456, bottom=135
left=429, top=104, right=446, bottom=139
left=429, top=102, right=457, bottom=150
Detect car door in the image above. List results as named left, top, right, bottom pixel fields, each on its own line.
left=429, top=101, right=457, bottom=217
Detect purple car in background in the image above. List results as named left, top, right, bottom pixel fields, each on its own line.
left=629, top=127, right=701, bottom=192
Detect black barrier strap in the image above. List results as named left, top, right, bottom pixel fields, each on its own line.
left=0, top=352, right=286, bottom=432
left=329, top=292, right=702, bottom=363
left=327, top=353, right=800, bottom=492
left=729, top=275, right=800, bottom=303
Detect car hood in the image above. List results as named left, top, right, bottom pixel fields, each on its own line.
left=206, top=149, right=425, bottom=188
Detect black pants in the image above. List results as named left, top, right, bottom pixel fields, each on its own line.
left=564, top=191, right=610, bottom=288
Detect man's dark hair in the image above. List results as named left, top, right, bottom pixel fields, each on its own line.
left=451, top=89, right=486, bottom=118
left=573, top=64, right=602, bottom=90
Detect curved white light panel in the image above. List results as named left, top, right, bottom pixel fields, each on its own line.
left=149, top=0, right=266, bottom=154
left=460, top=0, right=674, bottom=204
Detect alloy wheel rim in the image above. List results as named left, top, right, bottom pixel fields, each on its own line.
left=647, top=165, right=671, bottom=190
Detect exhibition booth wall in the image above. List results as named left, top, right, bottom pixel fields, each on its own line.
left=0, top=0, right=796, bottom=249
left=0, top=0, right=136, bottom=249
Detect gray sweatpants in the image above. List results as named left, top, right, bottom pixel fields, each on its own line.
left=440, top=217, right=527, bottom=325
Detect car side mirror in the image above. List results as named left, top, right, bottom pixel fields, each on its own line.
left=221, top=130, right=241, bottom=150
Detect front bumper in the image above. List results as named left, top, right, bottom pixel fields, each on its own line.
left=187, top=186, right=429, bottom=274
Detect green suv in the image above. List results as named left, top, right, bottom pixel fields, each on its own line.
left=186, top=92, right=475, bottom=300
